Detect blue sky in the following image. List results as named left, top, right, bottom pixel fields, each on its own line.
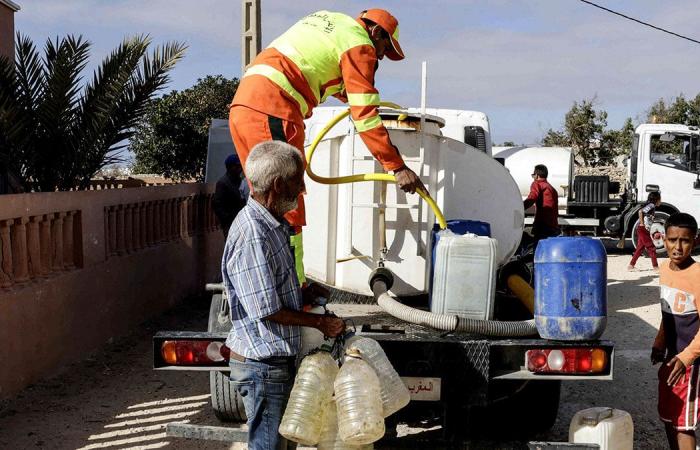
left=13, top=0, right=700, bottom=144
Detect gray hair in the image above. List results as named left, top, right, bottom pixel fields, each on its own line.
left=246, top=141, right=304, bottom=194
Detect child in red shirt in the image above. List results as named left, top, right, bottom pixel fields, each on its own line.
left=629, top=191, right=661, bottom=272
left=651, top=212, right=700, bottom=450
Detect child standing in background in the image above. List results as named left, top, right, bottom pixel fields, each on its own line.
left=651, top=212, right=700, bottom=450
left=629, top=191, right=662, bottom=272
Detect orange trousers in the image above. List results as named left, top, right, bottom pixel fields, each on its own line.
left=229, top=105, right=306, bottom=228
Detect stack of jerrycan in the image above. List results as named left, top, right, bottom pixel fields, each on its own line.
left=279, top=347, right=338, bottom=445
left=280, top=336, right=408, bottom=447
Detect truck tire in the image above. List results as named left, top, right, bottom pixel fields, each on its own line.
left=207, top=293, right=247, bottom=423
left=631, top=210, right=670, bottom=257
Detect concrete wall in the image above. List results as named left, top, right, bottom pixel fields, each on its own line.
left=0, top=184, right=224, bottom=399
left=0, top=4, right=14, bottom=61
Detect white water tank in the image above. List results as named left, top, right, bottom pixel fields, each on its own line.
left=492, top=146, right=572, bottom=212
left=303, top=114, right=524, bottom=296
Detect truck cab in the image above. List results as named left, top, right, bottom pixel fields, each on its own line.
left=630, top=124, right=700, bottom=223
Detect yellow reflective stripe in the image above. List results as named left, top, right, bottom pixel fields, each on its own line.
left=347, top=93, right=380, bottom=106
left=289, top=232, right=306, bottom=285
left=393, top=25, right=400, bottom=41
left=243, top=64, right=309, bottom=117
left=354, top=115, right=382, bottom=132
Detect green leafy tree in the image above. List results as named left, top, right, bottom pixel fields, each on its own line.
left=564, top=98, right=608, bottom=166
left=599, top=117, right=635, bottom=163
left=646, top=93, right=700, bottom=126
left=502, top=141, right=516, bottom=147
left=541, top=129, right=570, bottom=147
left=130, top=75, right=239, bottom=182
left=0, top=34, right=186, bottom=191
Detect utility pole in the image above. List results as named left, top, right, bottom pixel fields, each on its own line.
left=241, top=0, right=261, bottom=75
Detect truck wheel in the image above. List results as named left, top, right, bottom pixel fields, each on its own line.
left=631, top=211, right=670, bottom=257
left=207, top=293, right=247, bottom=423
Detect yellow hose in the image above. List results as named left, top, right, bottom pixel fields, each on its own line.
left=305, top=103, right=447, bottom=230
left=506, top=274, right=535, bottom=314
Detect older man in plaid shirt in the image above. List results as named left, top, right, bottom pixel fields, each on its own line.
left=222, top=140, right=345, bottom=450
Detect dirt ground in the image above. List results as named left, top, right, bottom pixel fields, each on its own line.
left=0, top=242, right=680, bottom=449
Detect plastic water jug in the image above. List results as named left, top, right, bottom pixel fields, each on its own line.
left=279, top=349, right=338, bottom=445
left=317, top=399, right=374, bottom=450
left=534, top=237, right=607, bottom=340
left=299, top=305, right=328, bottom=359
left=334, top=350, right=385, bottom=444
left=431, top=232, right=498, bottom=320
left=346, top=335, right=410, bottom=417
left=430, top=220, right=491, bottom=303
left=569, top=407, right=633, bottom=450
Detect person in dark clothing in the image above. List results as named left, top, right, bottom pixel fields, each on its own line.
left=524, top=164, right=560, bottom=245
left=213, top=154, right=249, bottom=237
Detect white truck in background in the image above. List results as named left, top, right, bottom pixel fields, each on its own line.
left=494, top=124, right=700, bottom=251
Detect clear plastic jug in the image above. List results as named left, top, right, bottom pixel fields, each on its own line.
left=279, top=349, right=338, bottom=445
left=569, top=407, right=633, bottom=450
left=334, top=349, right=385, bottom=445
left=317, top=399, right=374, bottom=450
left=346, top=335, right=410, bottom=417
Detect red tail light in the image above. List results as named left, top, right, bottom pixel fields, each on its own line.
left=526, top=348, right=608, bottom=374
left=161, top=340, right=229, bottom=365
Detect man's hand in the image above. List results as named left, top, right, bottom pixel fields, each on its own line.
left=301, top=282, right=330, bottom=306
left=394, top=165, right=426, bottom=195
left=316, top=316, right=346, bottom=338
left=651, top=346, right=665, bottom=365
left=666, top=356, right=687, bottom=386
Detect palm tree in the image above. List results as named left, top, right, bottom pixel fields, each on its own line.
left=0, top=34, right=186, bottom=191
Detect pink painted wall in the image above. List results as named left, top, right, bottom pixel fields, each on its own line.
left=0, top=185, right=224, bottom=399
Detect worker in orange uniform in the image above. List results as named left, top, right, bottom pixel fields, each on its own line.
left=228, top=8, right=426, bottom=284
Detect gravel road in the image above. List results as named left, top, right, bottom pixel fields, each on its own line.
left=0, top=245, right=678, bottom=449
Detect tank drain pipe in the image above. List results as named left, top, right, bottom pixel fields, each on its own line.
left=369, top=268, right=538, bottom=337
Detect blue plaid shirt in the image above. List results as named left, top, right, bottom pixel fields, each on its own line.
left=222, top=198, right=302, bottom=360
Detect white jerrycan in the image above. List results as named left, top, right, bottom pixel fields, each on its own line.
left=569, top=407, right=633, bottom=450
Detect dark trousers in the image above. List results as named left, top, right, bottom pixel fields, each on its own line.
left=630, top=225, right=658, bottom=268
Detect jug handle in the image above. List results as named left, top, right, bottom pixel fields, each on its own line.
left=581, top=407, right=614, bottom=426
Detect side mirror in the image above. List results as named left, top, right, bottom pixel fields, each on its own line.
left=695, top=176, right=700, bottom=190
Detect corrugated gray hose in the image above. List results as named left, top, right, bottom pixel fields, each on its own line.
left=370, top=271, right=538, bottom=337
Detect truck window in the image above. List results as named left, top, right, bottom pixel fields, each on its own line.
left=650, top=133, right=695, bottom=172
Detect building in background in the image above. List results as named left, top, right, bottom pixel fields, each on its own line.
left=0, top=0, right=19, bottom=60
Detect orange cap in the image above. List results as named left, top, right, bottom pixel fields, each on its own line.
left=358, top=9, right=404, bottom=61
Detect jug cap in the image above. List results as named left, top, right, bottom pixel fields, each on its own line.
left=580, top=407, right=613, bottom=426
left=345, top=348, right=362, bottom=359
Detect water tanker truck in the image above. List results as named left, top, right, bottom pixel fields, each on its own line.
left=493, top=124, right=700, bottom=254
left=153, top=108, right=614, bottom=443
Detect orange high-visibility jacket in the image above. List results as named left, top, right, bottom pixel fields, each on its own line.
left=231, top=10, right=405, bottom=172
